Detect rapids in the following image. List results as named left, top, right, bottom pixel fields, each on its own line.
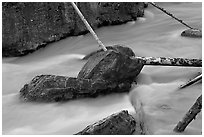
left=2, top=2, right=202, bottom=135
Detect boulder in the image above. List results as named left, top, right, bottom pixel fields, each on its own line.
left=19, top=45, right=144, bottom=102
left=181, top=28, right=202, bottom=38
left=78, top=46, right=144, bottom=83
left=75, top=110, right=136, bottom=135
left=19, top=75, right=131, bottom=102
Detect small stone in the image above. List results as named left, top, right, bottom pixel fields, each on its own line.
left=181, top=28, right=202, bottom=38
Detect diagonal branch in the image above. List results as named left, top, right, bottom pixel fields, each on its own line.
left=70, top=2, right=107, bottom=51
left=148, top=2, right=193, bottom=29
left=179, top=74, right=202, bottom=89
left=173, top=95, right=202, bottom=132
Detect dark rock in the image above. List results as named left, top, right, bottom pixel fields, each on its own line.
left=19, top=75, right=131, bottom=102
left=2, top=2, right=146, bottom=57
left=19, top=46, right=144, bottom=102
left=181, top=28, right=202, bottom=38
left=75, top=110, right=136, bottom=135
left=78, top=46, right=144, bottom=83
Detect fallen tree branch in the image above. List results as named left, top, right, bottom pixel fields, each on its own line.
left=179, top=74, right=202, bottom=89
left=148, top=2, right=193, bottom=29
left=83, top=48, right=202, bottom=67
left=173, top=95, right=202, bottom=132
left=75, top=110, right=136, bottom=135
left=135, top=57, right=202, bottom=67
left=70, top=2, right=107, bottom=51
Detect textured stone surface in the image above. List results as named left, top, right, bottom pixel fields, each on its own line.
left=181, top=28, right=202, bottom=38
left=19, top=45, right=144, bottom=102
left=78, top=46, right=144, bottom=82
left=2, top=2, right=146, bottom=57
left=19, top=74, right=131, bottom=102
left=75, top=110, right=136, bottom=135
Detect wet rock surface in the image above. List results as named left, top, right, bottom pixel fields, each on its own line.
left=181, top=28, right=202, bottom=38
left=75, top=110, right=136, bottom=135
left=2, top=2, right=146, bottom=57
left=20, top=45, right=144, bottom=102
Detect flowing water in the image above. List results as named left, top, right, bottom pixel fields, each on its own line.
left=2, top=3, right=202, bottom=135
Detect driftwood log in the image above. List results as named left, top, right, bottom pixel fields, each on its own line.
left=83, top=49, right=202, bottom=67
left=173, top=95, right=202, bottom=132
left=75, top=110, right=136, bottom=135
left=179, top=74, right=202, bottom=89
left=136, top=56, right=202, bottom=67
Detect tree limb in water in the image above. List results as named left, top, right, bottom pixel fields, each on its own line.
left=173, top=95, right=202, bottom=132
left=70, top=2, right=107, bottom=51
left=179, top=74, right=202, bottom=89
left=148, top=2, right=193, bottom=29
left=135, top=57, right=202, bottom=67
left=83, top=48, right=201, bottom=67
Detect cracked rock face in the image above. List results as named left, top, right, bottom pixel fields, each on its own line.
left=20, top=45, right=144, bottom=102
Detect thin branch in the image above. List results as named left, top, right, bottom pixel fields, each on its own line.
left=173, top=95, right=202, bottom=132
left=148, top=2, right=193, bottom=29
left=70, top=2, right=107, bottom=51
left=179, top=74, right=202, bottom=89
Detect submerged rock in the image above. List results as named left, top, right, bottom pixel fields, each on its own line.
left=75, top=110, right=136, bottom=135
left=20, top=45, right=144, bottom=102
left=181, top=28, right=202, bottom=38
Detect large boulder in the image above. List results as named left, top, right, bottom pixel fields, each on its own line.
left=78, top=46, right=144, bottom=83
left=20, top=45, right=144, bottom=102
left=2, top=2, right=146, bottom=57
left=19, top=75, right=131, bottom=102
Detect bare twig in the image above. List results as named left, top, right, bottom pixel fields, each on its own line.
left=173, top=95, right=202, bottom=132
left=179, top=74, right=202, bottom=89
left=71, top=2, right=107, bottom=51
left=148, top=2, right=193, bottom=29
